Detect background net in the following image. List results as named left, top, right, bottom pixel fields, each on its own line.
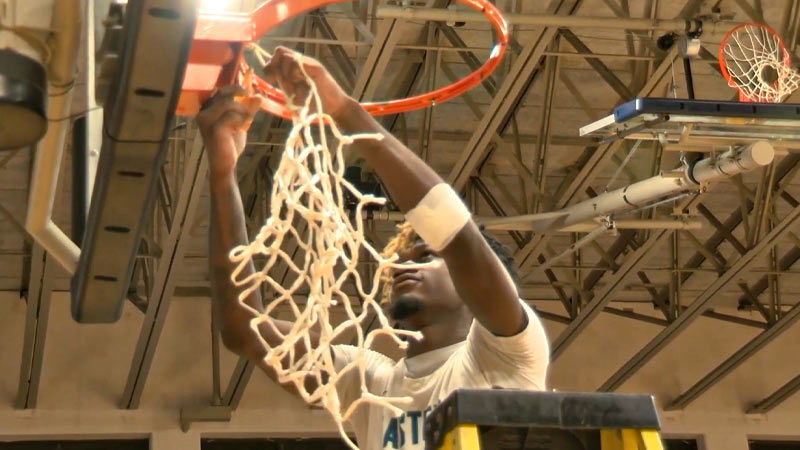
left=721, top=24, right=800, bottom=102
left=228, top=49, right=423, bottom=449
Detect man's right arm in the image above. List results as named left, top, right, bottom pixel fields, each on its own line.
left=200, top=87, right=320, bottom=394
left=208, top=170, right=269, bottom=357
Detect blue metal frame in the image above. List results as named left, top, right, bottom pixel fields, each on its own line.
left=613, top=98, right=800, bottom=123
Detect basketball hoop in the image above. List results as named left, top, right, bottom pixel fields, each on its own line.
left=178, top=0, right=509, bottom=117
left=718, top=22, right=800, bottom=103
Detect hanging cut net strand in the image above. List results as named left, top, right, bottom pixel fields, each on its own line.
left=229, top=45, right=425, bottom=450
left=720, top=24, right=800, bottom=102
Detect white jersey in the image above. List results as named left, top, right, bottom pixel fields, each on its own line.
left=332, top=302, right=549, bottom=449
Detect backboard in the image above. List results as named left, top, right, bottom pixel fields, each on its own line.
left=580, top=98, right=800, bottom=152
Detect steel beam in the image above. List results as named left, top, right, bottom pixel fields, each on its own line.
left=601, top=229, right=671, bottom=319
left=682, top=230, right=726, bottom=272
left=649, top=154, right=799, bottom=316
left=447, top=0, right=584, bottom=191
left=736, top=246, right=800, bottom=311
left=435, top=24, right=497, bottom=96
left=0, top=198, right=29, bottom=241
left=559, top=29, right=634, bottom=100
left=351, top=0, right=447, bottom=102
left=667, top=301, right=800, bottom=410
left=314, top=13, right=356, bottom=92
left=738, top=282, right=774, bottom=323
left=699, top=309, right=768, bottom=329
left=549, top=199, right=700, bottom=361
left=677, top=0, right=707, bottom=19
left=350, top=15, right=402, bottom=102
left=599, top=203, right=800, bottom=391
left=531, top=40, right=560, bottom=215
left=696, top=204, right=747, bottom=255
left=377, top=6, right=737, bottom=32
left=731, top=156, right=800, bottom=310
left=515, top=48, right=678, bottom=273
left=749, top=374, right=800, bottom=413
left=603, top=307, right=670, bottom=327
left=120, top=131, right=208, bottom=409
left=15, top=245, right=54, bottom=409
left=472, top=178, right=525, bottom=248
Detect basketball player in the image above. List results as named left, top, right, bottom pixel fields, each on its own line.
left=198, top=47, right=549, bottom=449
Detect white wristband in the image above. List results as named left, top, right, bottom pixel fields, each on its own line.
left=405, top=183, right=471, bottom=251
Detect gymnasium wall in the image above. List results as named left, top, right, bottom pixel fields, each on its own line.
left=1, top=291, right=798, bottom=450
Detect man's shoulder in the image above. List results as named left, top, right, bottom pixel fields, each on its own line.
left=332, top=344, right=397, bottom=371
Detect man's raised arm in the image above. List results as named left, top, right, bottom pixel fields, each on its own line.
left=198, top=86, right=321, bottom=393
left=264, top=47, right=526, bottom=337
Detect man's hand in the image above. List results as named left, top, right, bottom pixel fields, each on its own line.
left=196, top=85, right=262, bottom=180
left=263, top=46, right=352, bottom=118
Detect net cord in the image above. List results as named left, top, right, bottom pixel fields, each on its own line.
left=721, top=24, right=800, bottom=102
left=228, top=46, right=429, bottom=449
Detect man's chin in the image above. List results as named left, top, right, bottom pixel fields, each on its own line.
left=389, top=295, right=423, bottom=321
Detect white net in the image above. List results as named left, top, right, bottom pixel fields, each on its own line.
left=229, top=47, right=423, bottom=449
left=721, top=24, right=800, bottom=102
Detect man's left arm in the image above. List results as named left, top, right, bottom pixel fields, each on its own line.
left=337, top=100, right=526, bottom=336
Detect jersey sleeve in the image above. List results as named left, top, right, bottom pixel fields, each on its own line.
left=467, top=300, right=550, bottom=390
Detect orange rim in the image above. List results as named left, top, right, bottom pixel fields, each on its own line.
left=718, top=22, right=791, bottom=103
left=238, top=0, right=509, bottom=118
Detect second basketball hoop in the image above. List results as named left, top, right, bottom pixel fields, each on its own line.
left=719, top=22, right=800, bottom=103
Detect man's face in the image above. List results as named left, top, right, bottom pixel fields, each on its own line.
left=387, top=239, right=463, bottom=328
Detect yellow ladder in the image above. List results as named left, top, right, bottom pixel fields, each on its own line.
left=426, top=389, right=666, bottom=450
left=438, top=425, right=664, bottom=450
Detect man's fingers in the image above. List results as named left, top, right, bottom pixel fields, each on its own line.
left=244, top=96, right=263, bottom=116
left=258, top=47, right=329, bottom=110
left=217, top=107, right=250, bottom=131
left=273, top=46, right=292, bottom=58
left=199, top=85, right=247, bottom=119
left=292, top=53, right=317, bottom=77
left=263, top=67, right=278, bottom=86
left=262, top=46, right=291, bottom=85
left=241, top=96, right=262, bottom=129
left=217, top=98, right=251, bottom=119
left=199, top=98, right=251, bottom=129
left=279, top=53, right=296, bottom=85
left=216, top=85, right=247, bottom=98
left=261, top=53, right=277, bottom=83
left=219, top=98, right=260, bottom=131
left=262, top=48, right=317, bottom=88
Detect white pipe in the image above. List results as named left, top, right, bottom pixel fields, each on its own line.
left=690, top=141, right=775, bottom=184
left=0, top=1, right=54, bottom=64
left=585, top=219, right=702, bottom=231
left=490, top=219, right=704, bottom=232
left=85, top=0, right=102, bottom=203
left=368, top=211, right=702, bottom=232
left=483, top=142, right=775, bottom=233
left=537, top=225, right=608, bottom=272
left=376, top=6, right=738, bottom=33
left=485, top=175, right=692, bottom=232
left=367, top=143, right=773, bottom=235
left=25, top=0, right=83, bottom=274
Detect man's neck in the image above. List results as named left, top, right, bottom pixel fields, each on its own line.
left=405, top=319, right=471, bottom=359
